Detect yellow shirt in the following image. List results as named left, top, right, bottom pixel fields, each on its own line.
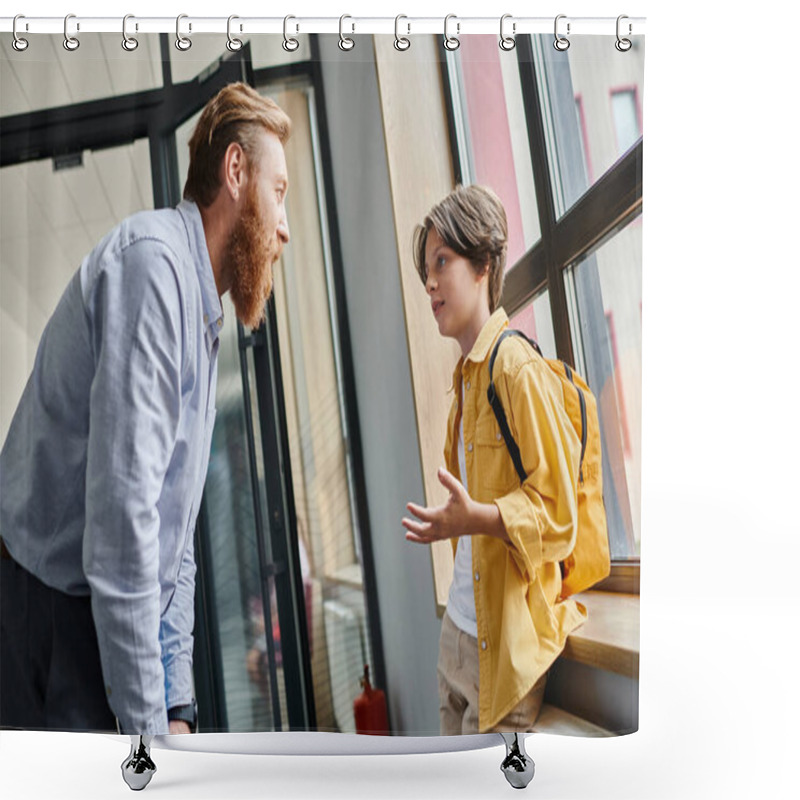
left=444, top=308, right=587, bottom=731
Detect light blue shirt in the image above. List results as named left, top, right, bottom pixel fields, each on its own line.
left=0, top=200, right=222, bottom=734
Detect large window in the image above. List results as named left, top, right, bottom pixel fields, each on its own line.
left=0, top=140, right=153, bottom=442
left=446, top=35, right=644, bottom=567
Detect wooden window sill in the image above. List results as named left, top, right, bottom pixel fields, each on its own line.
left=533, top=703, right=612, bottom=737
left=562, top=590, right=639, bottom=679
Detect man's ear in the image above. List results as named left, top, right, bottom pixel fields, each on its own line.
left=221, top=142, right=247, bottom=201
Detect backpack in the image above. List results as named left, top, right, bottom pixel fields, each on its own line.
left=487, top=329, right=610, bottom=598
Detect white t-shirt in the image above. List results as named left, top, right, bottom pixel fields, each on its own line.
left=446, top=387, right=478, bottom=638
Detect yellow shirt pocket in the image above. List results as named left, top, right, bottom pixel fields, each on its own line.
left=473, top=411, right=518, bottom=499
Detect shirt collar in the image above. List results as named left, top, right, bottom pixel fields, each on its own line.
left=450, top=307, right=509, bottom=388
left=177, top=199, right=224, bottom=338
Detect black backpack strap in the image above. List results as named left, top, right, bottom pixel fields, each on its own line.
left=562, top=363, right=588, bottom=483
left=487, top=330, right=543, bottom=485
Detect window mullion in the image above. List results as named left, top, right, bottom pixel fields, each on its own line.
left=517, top=35, right=574, bottom=366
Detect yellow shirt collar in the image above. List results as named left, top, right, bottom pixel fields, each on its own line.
left=450, top=307, right=509, bottom=389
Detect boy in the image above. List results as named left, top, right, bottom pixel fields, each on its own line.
left=402, top=185, right=586, bottom=734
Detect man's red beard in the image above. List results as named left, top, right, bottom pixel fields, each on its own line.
left=224, top=182, right=280, bottom=329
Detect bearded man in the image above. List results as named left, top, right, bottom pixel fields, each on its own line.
left=0, top=83, right=290, bottom=736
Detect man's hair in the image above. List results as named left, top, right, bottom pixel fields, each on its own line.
left=183, top=82, right=291, bottom=208
left=412, top=184, right=507, bottom=313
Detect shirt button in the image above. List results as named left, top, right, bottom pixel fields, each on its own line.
left=496, top=432, right=502, bottom=441
left=481, top=639, right=488, bottom=651
left=106, top=685, right=112, bottom=697
left=474, top=571, right=480, bottom=582
left=465, top=380, right=471, bottom=390
left=467, top=443, right=473, bottom=453
left=203, top=314, right=209, bottom=324
left=216, top=319, right=223, bottom=328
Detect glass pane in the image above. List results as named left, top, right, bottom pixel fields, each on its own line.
left=243, top=346, right=291, bottom=728
left=174, top=106, right=291, bottom=732
left=534, top=34, right=644, bottom=216
left=0, top=140, right=152, bottom=443
left=269, top=84, right=373, bottom=733
left=0, top=35, right=163, bottom=116
left=566, top=217, right=642, bottom=560
left=201, top=294, right=285, bottom=732
left=611, top=90, right=641, bottom=155
left=170, top=36, right=310, bottom=84
left=508, top=289, right=557, bottom=360
left=449, top=36, right=541, bottom=263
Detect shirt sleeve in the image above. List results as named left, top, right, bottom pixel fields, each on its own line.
left=160, top=530, right=197, bottom=712
left=492, top=357, right=581, bottom=583
left=82, top=239, right=184, bottom=735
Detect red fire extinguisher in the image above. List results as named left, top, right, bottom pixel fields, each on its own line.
left=353, top=664, right=389, bottom=735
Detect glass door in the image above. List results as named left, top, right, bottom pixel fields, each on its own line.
left=162, top=45, right=314, bottom=733
left=168, top=43, right=382, bottom=734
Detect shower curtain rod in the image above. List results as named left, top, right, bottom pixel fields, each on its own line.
left=0, top=15, right=646, bottom=37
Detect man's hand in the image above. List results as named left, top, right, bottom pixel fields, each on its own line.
left=169, top=720, right=191, bottom=735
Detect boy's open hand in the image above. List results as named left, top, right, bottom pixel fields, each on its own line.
left=402, top=468, right=478, bottom=544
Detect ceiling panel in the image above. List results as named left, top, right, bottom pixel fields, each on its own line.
left=0, top=37, right=73, bottom=116
left=0, top=40, right=30, bottom=117
left=24, top=159, right=82, bottom=230
left=25, top=224, right=73, bottom=295
left=0, top=306, right=34, bottom=442
left=131, top=139, right=154, bottom=207
left=63, top=157, right=114, bottom=227
left=91, top=142, right=151, bottom=222
left=1, top=34, right=163, bottom=117
left=58, top=226, right=94, bottom=275
left=97, top=34, right=162, bottom=98
left=50, top=35, right=114, bottom=107
left=0, top=165, right=30, bottom=235
left=0, top=242, right=36, bottom=323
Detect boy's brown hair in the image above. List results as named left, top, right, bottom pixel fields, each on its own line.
left=183, top=82, right=291, bottom=208
left=412, top=184, right=508, bottom=313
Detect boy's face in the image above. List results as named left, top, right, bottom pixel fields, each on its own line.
left=424, top=228, right=489, bottom=350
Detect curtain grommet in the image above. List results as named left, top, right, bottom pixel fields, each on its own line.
left=554, top=14, right=570, bottom=52
left=63, top=13, right=80, bottom=52
left=443, top=14, right=460, bottom=51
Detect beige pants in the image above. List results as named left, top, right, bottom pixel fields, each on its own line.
left=437, top=610, right=546, bottom=735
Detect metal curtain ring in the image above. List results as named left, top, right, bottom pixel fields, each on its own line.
left=175, top=14, right=192, bottom=51
left=338, top=14, right=355, bottom=51
left=394, top=15, right=410, bottom=51
left=553, top=14, right=570, bottom=51
left=226, top=15, right=243, bottom=51
left=615, top=15, right=632, bottom=52
left=63, top=13, right=80, bottom=51
left=12, top=15, right=29, bottom=52
left=122, top=14, right=139, bottom=51
left=499, top=14, right=516, bottom=51
left=283, top=15, right=299, bottom=52
left=443, top=14, right=460, bottom=51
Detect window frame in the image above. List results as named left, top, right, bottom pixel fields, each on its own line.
left=441, top=35, right=643, bottom=591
